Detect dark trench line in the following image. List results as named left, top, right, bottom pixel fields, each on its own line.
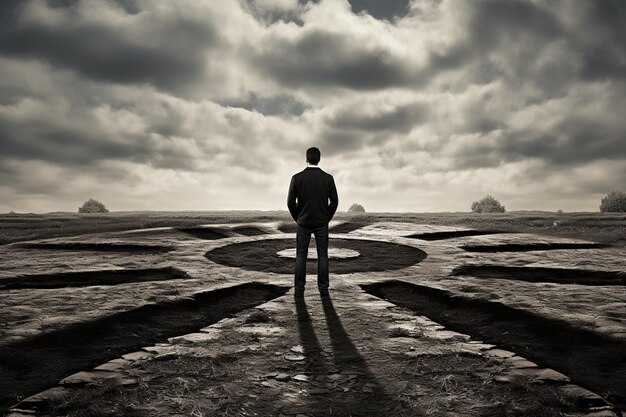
left=230, top=226, right=270, bottom=236
left=328, top=222, right=367, bottom=233
left=0, top=267, right=192, bottom=290
left=16, top=243, right=175, bottom=254
left=453, top=265, right=626, bottom=286
left=407, top=230, right=504, bottom=241
left=278, top=222, right=366, bottom=234
left=0, top=282, right=289, bottom=412
left=178, top=227, right=232, bottom=240
left=460, top=243, right=608, bottom=252
left=361, top=280, right=626, bottom=409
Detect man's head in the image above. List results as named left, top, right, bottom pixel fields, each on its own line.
left=306, top=147, right=321, bottom=165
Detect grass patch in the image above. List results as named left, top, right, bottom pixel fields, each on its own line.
left=49, top=356, right=246, bottom=417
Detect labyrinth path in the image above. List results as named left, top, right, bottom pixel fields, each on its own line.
left=0, top=221, right=624, bottom=416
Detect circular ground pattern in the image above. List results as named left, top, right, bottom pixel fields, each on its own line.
left=205, top=238, right=427, bottom=274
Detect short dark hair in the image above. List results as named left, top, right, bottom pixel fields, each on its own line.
left=306, top=147, right=321, bottom=165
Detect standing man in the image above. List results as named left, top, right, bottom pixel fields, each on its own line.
left=287, top=147, right=339, bottom=297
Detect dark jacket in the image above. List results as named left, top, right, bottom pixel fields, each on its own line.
left=287, top=167, right=339, bottom=227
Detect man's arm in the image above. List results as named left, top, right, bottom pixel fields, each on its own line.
left=328, top=177, right=338, bottom=221
left=287, top=176, right=299, bottom=222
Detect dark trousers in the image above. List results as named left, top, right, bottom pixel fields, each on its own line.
left=294, top=224, right=329, bottom=291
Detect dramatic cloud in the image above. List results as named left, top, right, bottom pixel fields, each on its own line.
left=0, top=2, right=216, bottom=92
left=254, top=27, right=419, bottom=90
left=327, top=101, right=427, bottom=133
left=0, top=0, right=625, bottom=213
left=349, top=0, right=411, bottom=20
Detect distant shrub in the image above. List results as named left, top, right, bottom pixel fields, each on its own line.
left=9, top=210, right=15, bottom=214
left=556, top=209, right=563, bottom=214
left=471, top=195, right=505, bottom=213
left=348, top=203, right=365, bottom=213
left=78, top=198, right=109, bottom=214
left=599, top=189, right=626, bottom=212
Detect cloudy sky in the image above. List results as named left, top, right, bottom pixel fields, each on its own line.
left=1, top=0, right=625, bottom=213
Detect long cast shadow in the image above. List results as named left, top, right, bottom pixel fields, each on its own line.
left=295, top=296, right=328, bottom=373
left=320, top=295, right=395, bottom=415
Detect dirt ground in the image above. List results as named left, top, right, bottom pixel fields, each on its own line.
left=0, top=212, right=625, bottom=416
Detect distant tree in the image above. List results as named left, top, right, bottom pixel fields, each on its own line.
left=599, top=189, right=626, bottom=212
left=348, top=203, right=365, bottom=213
left=471, top=195, right=505, bottom=213
left=78, top=198, right=109, bottom=213
left=556, top=209, right=563, bottom=214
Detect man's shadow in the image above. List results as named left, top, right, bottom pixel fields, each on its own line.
left=320, top=295, right=369, bottom=367
left=295, top=296, right=328, bottom=374
left=295, top=295, right=394, bottom=414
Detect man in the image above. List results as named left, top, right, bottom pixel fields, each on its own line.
left=287, top=147, right=339, bottom=297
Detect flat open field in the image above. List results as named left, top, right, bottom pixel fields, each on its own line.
left=1, top=211, right=625, bottom=417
